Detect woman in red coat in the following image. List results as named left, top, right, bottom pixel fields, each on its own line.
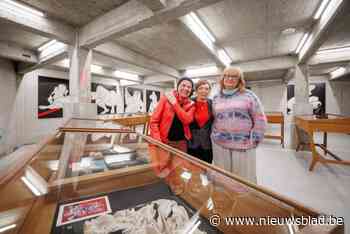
left=150, top=77, right=195, bottom=152
left=149, top=77, right=196, bottom=187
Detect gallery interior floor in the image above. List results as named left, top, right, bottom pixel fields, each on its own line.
left=258, top=131, right=350, bottom=234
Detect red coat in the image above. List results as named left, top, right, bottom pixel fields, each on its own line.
left=150, top=93, right=195, bottom=143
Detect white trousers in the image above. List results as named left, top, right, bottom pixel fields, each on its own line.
left=212, top=142, right=257, bottom=184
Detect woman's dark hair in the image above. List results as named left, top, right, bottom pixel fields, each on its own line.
left=177, top=77, right=194, bottom=97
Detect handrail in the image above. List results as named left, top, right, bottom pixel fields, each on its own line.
left=142, top=134, right=320, bottom=217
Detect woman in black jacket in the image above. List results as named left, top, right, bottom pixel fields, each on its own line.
left=188, top=80, right=214, bottom=163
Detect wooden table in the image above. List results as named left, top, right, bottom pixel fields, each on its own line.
left=109, top=114, right=151, bottom=135
left=295, top=114, right=350, bottom=171
left=265, top=112, right=284, bottom=148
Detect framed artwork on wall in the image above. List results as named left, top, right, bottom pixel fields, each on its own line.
left=287, top=83, right=326, bottom=115
left=145, top=90, right=160, bottom=113
left=91, top=83, right=123, bottom=115
left=124, top=87, right=145, bottom=113
left=38, top=76, right=69, bottom=119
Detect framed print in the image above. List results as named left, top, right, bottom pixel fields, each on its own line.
left=286, top=83, right=325, bottom=115
left=91, top=83, right=123, bottom=115
left=124, top=87, right=145, bottom=113
left=38, top=76, right=69, bottom=118
left=146, top=90, right=160, bottom=113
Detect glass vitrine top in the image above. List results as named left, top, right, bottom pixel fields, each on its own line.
left=0, top=118, right=328, bottom=234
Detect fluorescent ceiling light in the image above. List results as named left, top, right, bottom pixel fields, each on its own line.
left=330, top=67, right=346, bottom=79
left=183, top=12, right=215, bottom=50
left=185, top=66, right=218, bottom=77
left=120, top=80, right=139, bottom=86
left=21, top=176, right=41, bottom=196
left=282, top=27, right=296, bottom=35
left=295, top=33, right=309, bottom=54
left=188, top=12, right=215, bottom=43
left=2, top=0, right=44, bottom=17
left=38, top=40, right=57, bottom=52
left=0, top=224, right=17, bottom=233
left=316, top=46, right=350, bottom=54
left=320, top=0, right=343, bottom=23
left=218, top=49, right=232, bottom=66
left=91, top=64, right=103, bottom=73
left=114, top=70, right=140, bottom=81
left=314, top=0, right=331, bottom=20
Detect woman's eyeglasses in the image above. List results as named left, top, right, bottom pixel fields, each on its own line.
left=223, top=75, right=240, bottom=80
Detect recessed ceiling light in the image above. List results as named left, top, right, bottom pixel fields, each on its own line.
left=282, top=27, right=296, bottom=35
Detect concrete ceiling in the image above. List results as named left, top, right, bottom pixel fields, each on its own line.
left=93, top=53, right=156, bottom=76
left=245, top=69, right=287, bottom=82
left=0, top=21, right=49, bottom=50
left=17, top=0, right=129, bottom=26
left=115, top=20, right=215, bottom=70
left=1, top=0, right=349, bottom=82
left=319, top=2, right=350, bottom=50
left=196, top=0, right=320, bottom=62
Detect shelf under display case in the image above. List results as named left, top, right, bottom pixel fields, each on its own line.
left=0, top=118, right=344, bottom=234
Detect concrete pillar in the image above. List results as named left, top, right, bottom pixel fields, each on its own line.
left=293, top=65, right=313, bottom=115
left=64, top=34, right=96, bottom=119
left=289, top=64, right=313, bottom=149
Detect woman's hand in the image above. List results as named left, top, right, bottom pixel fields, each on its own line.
left=165, top=92, right=177, bottom=105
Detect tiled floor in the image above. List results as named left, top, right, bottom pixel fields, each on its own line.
left=258, top=132, right=350, bottom=233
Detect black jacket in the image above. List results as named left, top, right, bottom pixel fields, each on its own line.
left=188, top=98, right=214, bottom=150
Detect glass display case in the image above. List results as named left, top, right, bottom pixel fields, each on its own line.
left=0, top=118, right=343, bottom=234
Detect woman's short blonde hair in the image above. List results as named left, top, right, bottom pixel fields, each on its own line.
left=219, top=66, right=246, bottom=93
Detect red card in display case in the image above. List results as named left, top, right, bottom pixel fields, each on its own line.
left=56, top=196, right=111, bottom=226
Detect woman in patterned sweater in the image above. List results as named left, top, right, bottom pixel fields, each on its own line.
left=211, top=67, right=267, bottom=183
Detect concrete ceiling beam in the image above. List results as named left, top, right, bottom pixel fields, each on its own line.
left=51, top=59, right=143, bottom=83
left=0, top=41, right=38, bottom=63
left=143, top=74, right=176, bottom=84
left=233, top=55, right=298, bottom=73
left=0, top=6, right=75, bottom=44
left=309, top=50, right=350, bottom=66
left=94, top=42, right=180, bottom=78
left=18, top=45, right=69, bottom=74
left=298, top=0, right=346, bottom=63
left=79, top=0, right=223, bottom=48
left=282, top=68, right=295, bottom=83
left=138, top=0, right=168, bottom=11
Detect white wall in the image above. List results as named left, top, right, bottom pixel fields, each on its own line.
left=0, top=58, right=16, bottom=155
left=248, top=77, right=350, bottom=116
left=13, top=69, right=69, bottom=146
left=246, top=77, right=350, bottom=145
left=249, top=81, right=286, bottom=113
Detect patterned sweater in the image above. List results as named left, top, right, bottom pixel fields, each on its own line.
left=211, top=89, right=267, bottom=150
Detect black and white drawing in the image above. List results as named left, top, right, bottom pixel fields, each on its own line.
left=91, top=83, right=123, bottom=115
left=124, top=87, right=145, bottom=113
left=38, top=76, right=69, bottom=118
left=146, top=90, right=160, bottom=113
left=287, top=83, right=326, bottom=115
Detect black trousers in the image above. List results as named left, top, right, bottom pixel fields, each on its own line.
left=187, top=147, right=213, bottom=164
